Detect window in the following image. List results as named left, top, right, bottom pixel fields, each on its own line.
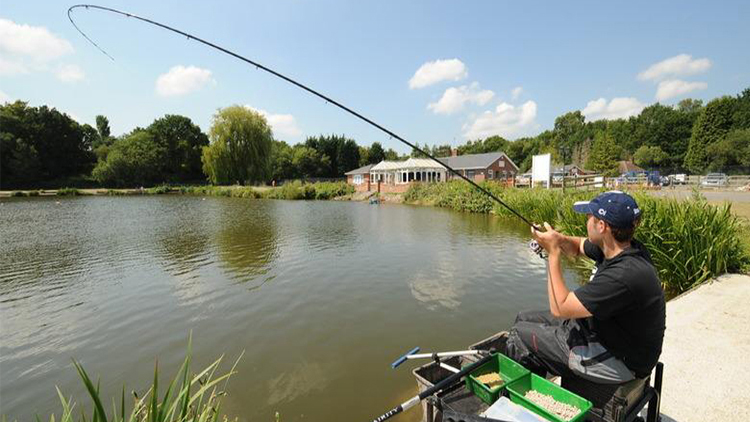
left=467, top=170, right=475, bottom=178
left=488, top=169, right=494, bottom=179
left=353, top=175, right=363, bottom=185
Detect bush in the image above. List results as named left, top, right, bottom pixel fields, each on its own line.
left=57, top=187, right=81, bottom=196
left=147, top=185, right=172, bottom=195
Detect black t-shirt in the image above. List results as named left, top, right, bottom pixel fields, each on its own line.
left=575, top=239, right=666, bottom=378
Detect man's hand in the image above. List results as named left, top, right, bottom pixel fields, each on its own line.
left=531, top=222, right=564, bottom=256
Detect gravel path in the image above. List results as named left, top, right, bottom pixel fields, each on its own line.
left=658, top=274, right=750, bottom=422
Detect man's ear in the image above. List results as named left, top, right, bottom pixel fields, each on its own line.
left=597, top=219, right=608, bottom=234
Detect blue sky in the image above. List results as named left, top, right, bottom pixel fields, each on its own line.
left=2, top=0, right=749, bottom=154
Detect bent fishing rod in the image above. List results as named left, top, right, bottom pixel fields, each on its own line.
left=68, top=4, right=543, bottom=232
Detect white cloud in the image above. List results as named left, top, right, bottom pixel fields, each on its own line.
left=582, top=97, right=646, bottom=121
left=638, top=54, right=711, bottom=81
left=55, top=64, right=85, bottom=83
left=155, top=65, right=215, bottom=97
left=655, top=79, right=707, bottom=101
left=245, top=106, right=302, bottom=139
left=0, top=18, right=74, bottom=62
left=427, top=82, right=494, bottom=115
left=0, top=89, right=10, bottom=103
left=0, top=56, right=29, bottom=76
left=511, top=86, right=523, bottom=100
left=462, top=101, right=538, bottom=140
left=409, top=58, right=468, bottom=89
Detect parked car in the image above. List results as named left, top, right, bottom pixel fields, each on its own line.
left=668, top=174, right=687, bottom=185
left=515, top=173, right=531, bottom=186
left=701, top=173, right=728, bottom=187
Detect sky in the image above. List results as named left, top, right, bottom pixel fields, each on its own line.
left=2, top=0, right=749, bottom=154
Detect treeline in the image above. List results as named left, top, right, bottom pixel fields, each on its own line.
left=418, top=88, right=750, bottom=175
left=2, top=87, right=749, bottom=188
left=0, top=102, right=400, bottom=189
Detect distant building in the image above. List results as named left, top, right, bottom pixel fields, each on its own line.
left=553, top=164, right=593, bottom=176
left=344, top=164, right=374, bottom=191
left=618, top=161, right=645, bottom=174
left=346, top=151, right=519, bottom=193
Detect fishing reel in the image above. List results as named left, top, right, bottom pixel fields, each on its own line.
left=529, top=239, right=548, bottom=260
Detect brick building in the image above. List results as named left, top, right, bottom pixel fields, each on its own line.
left=346, top=151, right=518, bottom=193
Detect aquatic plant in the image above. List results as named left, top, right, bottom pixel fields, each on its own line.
left=41, top=337, right=242, bottom=422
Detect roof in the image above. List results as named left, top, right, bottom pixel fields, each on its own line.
left=439, top=152, right=518, bottom=171
left=552, top=164, right=590, bottom=173
left=344, top=164, right=374, bottom=175
left=368, top=152, right=519, bottom=172
left=618, top=161, right=644, bottom=173
left=370, top=158, right=445, bottom=171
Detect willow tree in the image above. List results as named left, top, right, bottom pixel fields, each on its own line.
left=202, top=106, right=273, bottom=185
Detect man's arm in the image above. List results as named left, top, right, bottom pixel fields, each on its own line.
left=547, top=252, right=592, bottom=319
left=558, top=235, right=586, bottom=258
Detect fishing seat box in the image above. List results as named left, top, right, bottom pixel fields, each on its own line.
left=412, top=332, right=511, bottom=422
left=413, top=355, right=466, bottom=422
left=561, top=375, right=648, bottom=422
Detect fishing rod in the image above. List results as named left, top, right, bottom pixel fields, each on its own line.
left=67, top=4, right=543, bottom=232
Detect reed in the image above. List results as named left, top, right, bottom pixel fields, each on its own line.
left=405, top=181, right=750, bottom=295
left=40, top=337, right=242, bottom=422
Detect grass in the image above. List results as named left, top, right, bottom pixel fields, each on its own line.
left=405, top=181, right=750, bottom=296
left=57, top=187, right=82, bottom=196
left=32, top=336, right=242, bottom=422
left=177, top=182, right=353, bottom=201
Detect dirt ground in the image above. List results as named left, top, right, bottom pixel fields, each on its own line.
left=650, top=186, right=750, bottom=219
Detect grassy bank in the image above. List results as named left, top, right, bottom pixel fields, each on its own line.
left=2, top=181, right=355, bottom=201
left=405, top=181, right=750, bottom=295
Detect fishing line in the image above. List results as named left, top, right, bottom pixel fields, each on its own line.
left=67, top=4, right=541, bottom=231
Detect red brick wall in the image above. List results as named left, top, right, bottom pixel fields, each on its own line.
left=347, top=173, right=371, bottom=191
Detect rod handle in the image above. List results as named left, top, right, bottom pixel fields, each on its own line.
left=391, top=346, right=420, bottom=369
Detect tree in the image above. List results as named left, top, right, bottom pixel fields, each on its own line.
left=553, top=111, right=586, bottom=164
left=733, top=88, right=750, bottom=130
left=633, top=145, right=668, bottom=168
left=92, top=131, right=167, bottom=187
left=147, top=114, right=209, bottom=182
left=384, top=148, right=400, bottom=161
left=368, top=142, right=385, bottom=164
left=292, top=145, right=330, bottom=178
left=677, top=98, right=704, bottom=113
left=629, top=104, right=694, bottom=169
left=684, top=96, right=736, bottom=173
left=201, top=106, right=273, bottom=185
left=337, top=138, right=360, bottom=174
left=705, top=129, right=750, bottom=171
left=586, top=132, right=622, bottom=176
left=93, top=115, right=113, bottom=148
left=0, top=101, right=94, bottom=187
left=270, top=140, right=295, bottom=181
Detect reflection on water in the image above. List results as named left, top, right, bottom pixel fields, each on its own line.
left=266, top=360, right=330, bottom=406
left=0, top=196, right=585, bottom=422
left=216, top=200, right=279, bottom=285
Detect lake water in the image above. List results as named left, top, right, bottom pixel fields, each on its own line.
left=0, top=196, right=584, bottom=421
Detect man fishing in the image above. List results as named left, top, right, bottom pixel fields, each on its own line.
left=505, top=191, right=666, bottom=384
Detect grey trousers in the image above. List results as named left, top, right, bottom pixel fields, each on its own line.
left=505, top=310, right=635, bottom=384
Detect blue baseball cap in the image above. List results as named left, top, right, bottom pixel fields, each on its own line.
left=573, top=191, right=641, bottom=228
